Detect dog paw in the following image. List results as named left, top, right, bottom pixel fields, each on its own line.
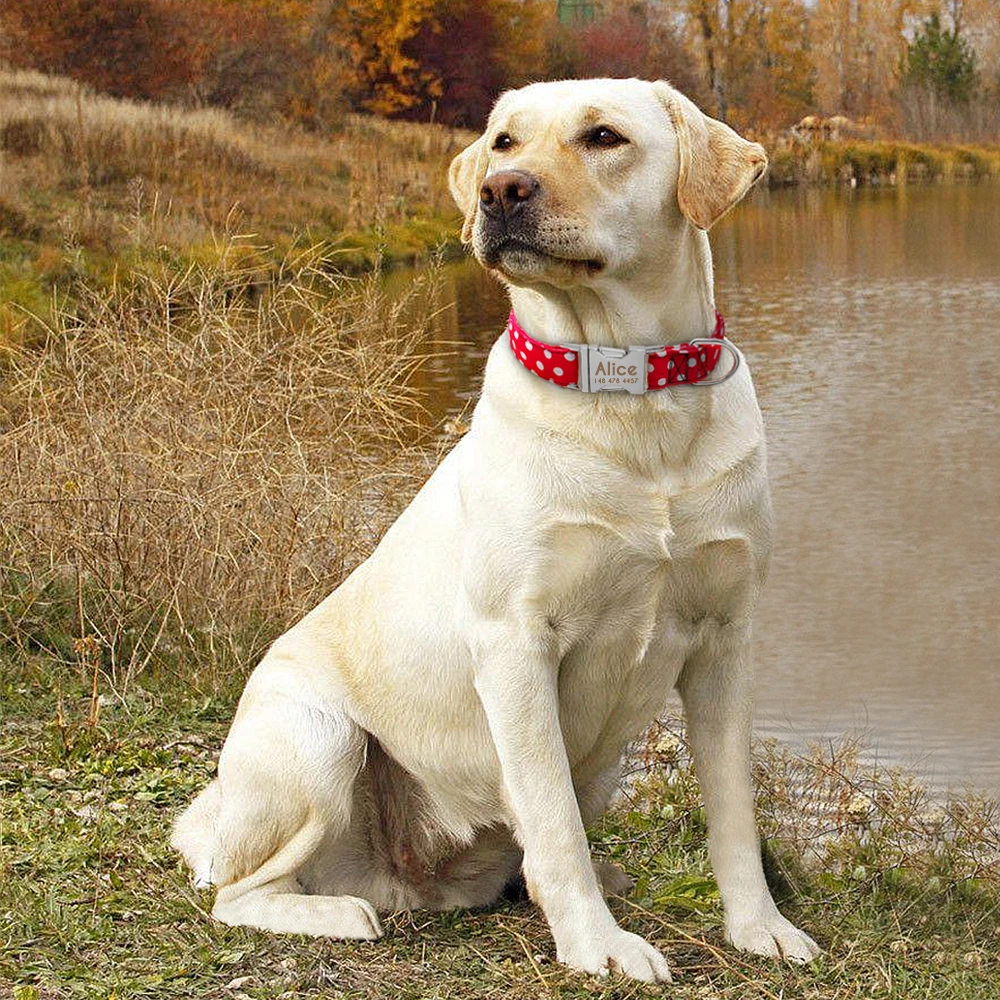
left=335, top=896, right=384, bottom=940
left=212, top=889, right=383, bottom=940
left=592, top=860, right=635, bottom=898
left=728, top=911, right=820, bottom=963
left=558, top=927, right=672, bottom=983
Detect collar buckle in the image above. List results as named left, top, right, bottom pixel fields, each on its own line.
left=563, top=343, right=651, bottom=394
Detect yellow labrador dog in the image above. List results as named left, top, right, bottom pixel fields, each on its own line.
left=173, top=78, right=820, bottom=982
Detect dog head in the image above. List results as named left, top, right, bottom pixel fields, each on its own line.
left=449, top=79, right=767, bottom=289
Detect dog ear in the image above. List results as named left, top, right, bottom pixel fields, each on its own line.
left=653, top=82, right=767, bottom=231
left=448, top=136, right=488, bottom=244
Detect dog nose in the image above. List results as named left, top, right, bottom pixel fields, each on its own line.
left=479, top=170, right=539, bottom=217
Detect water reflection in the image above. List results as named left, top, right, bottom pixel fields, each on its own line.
left=394, top=184, right=1000, bottom=795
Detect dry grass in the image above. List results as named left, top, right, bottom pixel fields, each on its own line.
left=0, top=242, right=448, bottom=692
left=636, top=721, right=1000, bottom=898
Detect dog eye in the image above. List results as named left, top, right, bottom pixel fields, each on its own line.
left=492, top=132, right=514, bottom=151
left=586, top=126, right=627, bottom=148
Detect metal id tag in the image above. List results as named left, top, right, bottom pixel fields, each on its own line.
left=581, top=345, right=647, bottom=394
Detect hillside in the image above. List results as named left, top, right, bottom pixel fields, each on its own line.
left=0, top=69, right=471, bottom=339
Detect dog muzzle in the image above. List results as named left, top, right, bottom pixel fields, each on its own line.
left=507, top=311, right=740, bottom=394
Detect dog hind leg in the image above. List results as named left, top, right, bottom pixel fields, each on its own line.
left=174, top=688, right=382, bottom=940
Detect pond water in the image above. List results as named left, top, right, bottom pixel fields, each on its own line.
left=395, top=183, right=1000, bottom=797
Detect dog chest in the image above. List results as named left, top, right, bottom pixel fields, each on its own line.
left=540, top=522, right=764, bottom=772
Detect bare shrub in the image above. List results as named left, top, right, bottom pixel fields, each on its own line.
left=896, top=82, right=1000, bottom=144
left=0, top=245, right=441, bottom=689
left=636, top=719, right=1000, bottom=895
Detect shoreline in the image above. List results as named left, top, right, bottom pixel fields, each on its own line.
left=765, top=138, right=1000, bottom=188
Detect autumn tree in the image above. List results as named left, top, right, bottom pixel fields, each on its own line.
left=680, top=0, right=813, bottom=127
left=809, top=0, right=933, bottom=118
left=0, top=0, right=190, bottom=101
left=165, top=0, right=322, bottom=120
left=0, top=0, right=341, bottom=125
left=320, top=0, right=440, bottom=116
left=645, top=5, right=708, bottom=103
left=682, top=0, right=727, bottom=116
left=541, top=1, right=704, bottom=105
left=702, top=0, right=810, bottom=129
left=403, top=0, right=549, bottom=126
left=575, top=5, right=650, bottom=78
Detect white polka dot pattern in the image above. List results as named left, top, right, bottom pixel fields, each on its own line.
left=506, top=314, right=580, bottom=387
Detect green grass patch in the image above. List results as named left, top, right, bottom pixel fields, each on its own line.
left=3, top=665, right=998, bottom=1000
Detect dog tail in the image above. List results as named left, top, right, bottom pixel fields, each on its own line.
left=171, top=779, right=224, bottom=888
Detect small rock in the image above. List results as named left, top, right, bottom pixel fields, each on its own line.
left=224, top=977, right=254, bottom=991
left=48, top=767, right=69, bottom=781
left=846, top=792, right=872, bottom=823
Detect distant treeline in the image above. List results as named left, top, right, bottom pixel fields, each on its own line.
left=1, top=0, right=999, bottom=138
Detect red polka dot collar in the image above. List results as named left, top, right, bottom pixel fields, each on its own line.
left=506, top=310, right=740, bottom=394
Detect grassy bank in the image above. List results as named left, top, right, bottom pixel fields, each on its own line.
left=3, top=661, right=998, bottom=1000
left=0, top=69, right=471, bottom=342
left=767, top=138, right=1000, bottom=188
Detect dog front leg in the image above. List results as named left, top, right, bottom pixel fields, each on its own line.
left=473, top=629, right=671, bottom=983
left=678, top=632, right=821, bottom=961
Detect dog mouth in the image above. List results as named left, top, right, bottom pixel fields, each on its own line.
left=484, top=239, right=605, bottom=276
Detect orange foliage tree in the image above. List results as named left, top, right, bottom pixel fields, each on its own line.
left=165, top=0, right=327, bottom=122
left=321, top=0, right=441, bottom=117
left=725, top=0, right=815, bottom=130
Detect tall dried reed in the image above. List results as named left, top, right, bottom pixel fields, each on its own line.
left=0, top=243, right=442, bottom=691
